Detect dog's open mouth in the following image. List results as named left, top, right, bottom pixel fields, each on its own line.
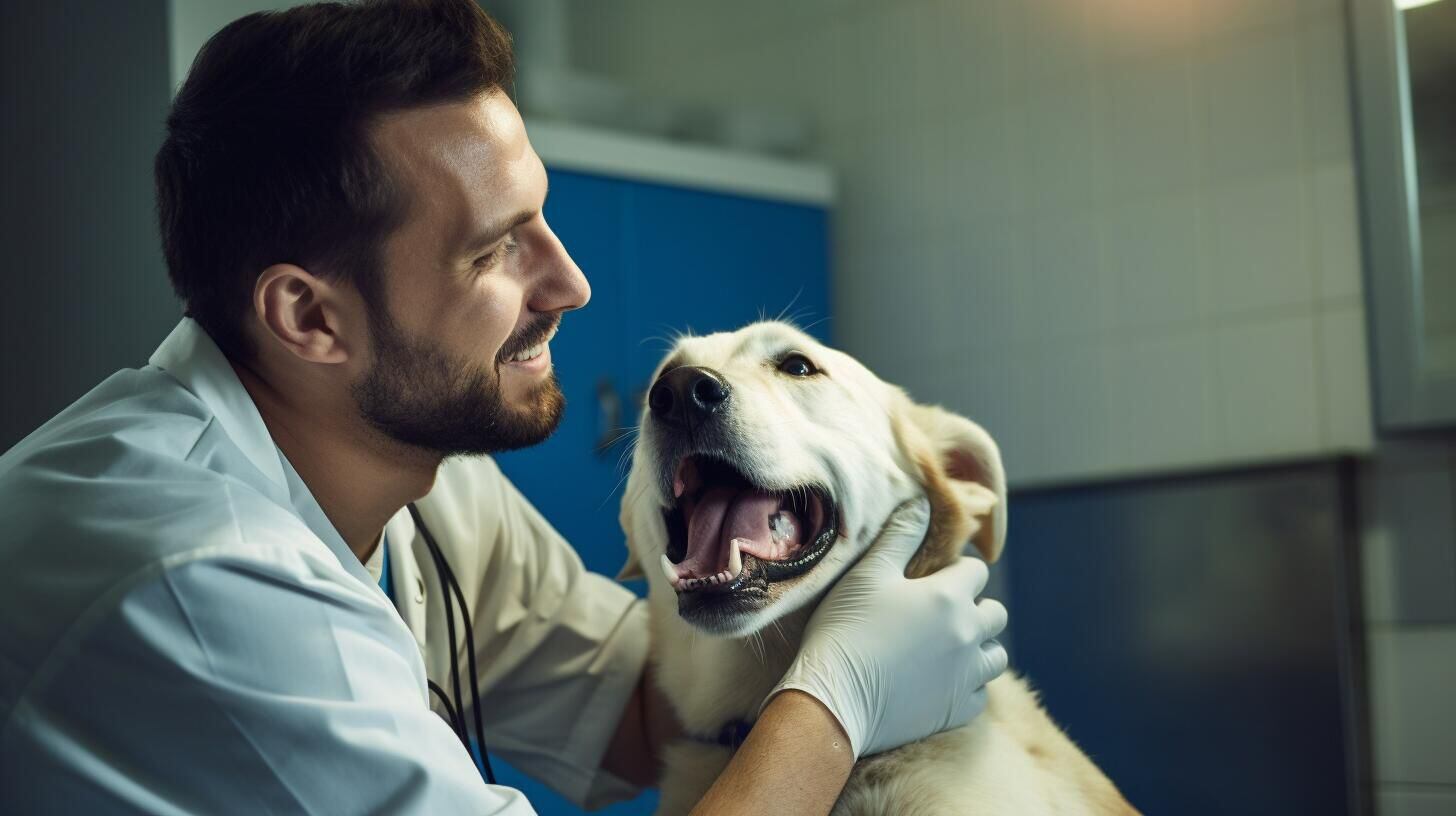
left=660, top=455, right=839, bottom=596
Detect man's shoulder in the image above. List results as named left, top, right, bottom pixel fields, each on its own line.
left=0, top=363, right=310, bottom=620
left=2, top=365, right=219, bottom=477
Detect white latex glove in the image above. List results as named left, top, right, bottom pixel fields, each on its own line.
left=767, top=497, right=1009, bottom=759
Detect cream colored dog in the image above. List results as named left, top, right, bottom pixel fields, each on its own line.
left=618, top=321, right=1137, bottom=815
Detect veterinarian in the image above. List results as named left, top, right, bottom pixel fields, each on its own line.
left=0, top=2, right=1009, bottom=813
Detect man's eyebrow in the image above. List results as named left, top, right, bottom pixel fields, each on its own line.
left=461, top=209, right=535, bottom=257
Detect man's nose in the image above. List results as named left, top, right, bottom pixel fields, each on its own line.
left=649, top=366, right=731, bottom=427
left=526, top=221, right=590, bottom=314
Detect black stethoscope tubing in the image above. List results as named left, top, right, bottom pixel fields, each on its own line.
left=407, top=502, right=497, bottom=785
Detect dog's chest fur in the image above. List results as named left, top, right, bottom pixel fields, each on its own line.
left=649, top=590, right=1133, bottom=816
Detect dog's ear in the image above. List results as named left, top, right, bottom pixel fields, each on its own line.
left=616, top=557, right=645, bottom=582
left=891, top=395, right=1007, bottom=577
left=616, top=497, right=647, bottom=582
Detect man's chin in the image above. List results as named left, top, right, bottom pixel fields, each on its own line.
left=357, top=372, right=565, bottom=458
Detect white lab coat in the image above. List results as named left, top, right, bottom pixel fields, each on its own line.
left=0, top=318, right=649, bottom=814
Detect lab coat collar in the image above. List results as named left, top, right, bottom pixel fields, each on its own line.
left=148, top=319, right=370, bottom=587
left=149, top=318, right=289, bottom=491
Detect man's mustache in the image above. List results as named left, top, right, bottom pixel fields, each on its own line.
left=496, top=315, right=561, bottom=363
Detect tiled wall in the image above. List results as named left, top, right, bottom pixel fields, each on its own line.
left=572, top=0, right=1373, bottom=488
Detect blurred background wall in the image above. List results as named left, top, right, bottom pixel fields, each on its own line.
left=3, top=1, right=1454, bottom=814
left=0, top=0, right=177, bottom=449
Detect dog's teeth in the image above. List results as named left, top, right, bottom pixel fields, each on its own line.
left=660, top=554, right=681, bottom=589
left=729, top=538, right=745, bottom=579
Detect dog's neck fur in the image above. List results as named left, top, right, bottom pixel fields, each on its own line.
left=651, top=593, right=819, bottom=740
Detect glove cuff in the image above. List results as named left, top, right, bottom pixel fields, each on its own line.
left=765, top=666, right=865, bottom=759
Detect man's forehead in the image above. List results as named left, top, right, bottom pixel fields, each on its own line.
left=371, top=91, right=537, bottom=232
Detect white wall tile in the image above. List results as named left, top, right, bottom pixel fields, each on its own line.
left=1215, top=314, right=1321, bottom=459
left=1010, top=212, right=1110, bottom=344
left=1200, top=172, right=1312, bottom=316
left=1039, top=340, right=1118, bottom=480
left=941, top=111, right=1017, bottom=222
left=1101, top=191, right=1201, bottom=329
left=1312, top=164, right=1365, bottom=302
left=1013, top=0, right=1095, bottom=90
left=1319, top=305, right=1375, bottom=451
left=1091, top=0, right=1199, bottom=64
left=1096, top=57, right=1196, bottom=201
left=1197, top=28, right=1302, bottom=181
left=1105, top=330, right=1217, bottom=471
left=1299, top=12, right=1357, bottom=165
left=926, top=0, right=1009, bottom=119
left=998, top=341, right=1114, bottom=484
left=1192, top=0, right=1300, bottom=39
left=1368, top=627, right=1456, bottom=785
left=1378, top=787, right=1456, bottom=816
left=1023, top=83, right=1097, bottom=212
left=931, top=216, right=1020, bottom=349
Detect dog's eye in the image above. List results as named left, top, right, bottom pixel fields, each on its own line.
left=777, top=353, right=818, bottom=377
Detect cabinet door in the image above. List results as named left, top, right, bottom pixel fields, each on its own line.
left=494, top=169, right=633, bottom=581
left=619, top=180, right=831, bottom=392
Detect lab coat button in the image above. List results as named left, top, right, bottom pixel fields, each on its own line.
left=414, top=576, right=425, bottom=604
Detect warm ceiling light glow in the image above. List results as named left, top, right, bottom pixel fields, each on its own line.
left=1397, top=0, right=1448, bottom=10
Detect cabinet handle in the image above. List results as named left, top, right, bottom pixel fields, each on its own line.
left=594, top=377, right=624, bottom=457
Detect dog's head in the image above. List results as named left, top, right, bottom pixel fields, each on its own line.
left=619, top=321, right=1006, bottom=638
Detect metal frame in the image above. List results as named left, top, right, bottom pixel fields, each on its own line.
left=1348, top=0, right=1456, bottom=430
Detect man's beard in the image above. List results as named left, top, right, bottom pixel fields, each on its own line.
left=351, top=307, right=565, bottom=457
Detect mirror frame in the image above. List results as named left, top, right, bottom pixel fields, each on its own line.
left=1349, top=0, right=1456, bottom=430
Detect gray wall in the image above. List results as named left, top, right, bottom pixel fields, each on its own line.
left=0, top=0, right=179, bottom=451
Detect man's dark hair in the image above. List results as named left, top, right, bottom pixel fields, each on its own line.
left=155, top=0, right=514, bottom=361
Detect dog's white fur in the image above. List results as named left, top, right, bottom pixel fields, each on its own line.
left=618, top=322, right=1136, bottom=815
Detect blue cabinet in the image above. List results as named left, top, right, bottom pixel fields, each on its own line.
left=491, top=168, right=830, bottom=815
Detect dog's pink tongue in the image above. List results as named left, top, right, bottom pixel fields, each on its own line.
left=682, top=488, right=803, bottom=577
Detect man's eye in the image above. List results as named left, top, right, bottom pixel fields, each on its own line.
left=473, top=239, right=520, bottom=271
left=777, top=353, right=818, bottom=377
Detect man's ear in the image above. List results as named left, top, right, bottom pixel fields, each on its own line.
left=253, top=263, right=353, bottom=364
left=891, top=394, right=1007, bottom=577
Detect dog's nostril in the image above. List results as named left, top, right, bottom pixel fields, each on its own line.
left=691, top=375, right=728, bottom=408
left=649, top=382, right=675, bottom=417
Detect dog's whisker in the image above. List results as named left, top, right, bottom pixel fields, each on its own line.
left=774, top=289, right=805, bottom=325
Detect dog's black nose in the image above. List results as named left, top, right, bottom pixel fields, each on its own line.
left=649, top=366, right=731, bottom=426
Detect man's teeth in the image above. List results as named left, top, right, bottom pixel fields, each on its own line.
left=508, top=341, right=547, bottom=363
left=665, top=539, right=746, bottom=594
left=507, top=326, right=558, bottom=363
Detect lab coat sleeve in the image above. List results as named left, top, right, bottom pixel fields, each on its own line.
left=452, top=461, right=650, bottom=810
left=0, top=546, right=537, bottom=816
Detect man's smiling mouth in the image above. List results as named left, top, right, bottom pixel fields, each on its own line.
left=498, top=318, right=559, bottom=365
left=659, top=455, right=839, bottom=597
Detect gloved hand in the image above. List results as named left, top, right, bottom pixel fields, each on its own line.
left=766, top=497, right=1009, bottom=759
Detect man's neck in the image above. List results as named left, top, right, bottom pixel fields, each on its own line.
left=231, top=359, right=439, bottom=563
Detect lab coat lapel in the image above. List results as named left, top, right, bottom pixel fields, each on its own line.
left=385, top=508, right=430, bottom=656
left=149, top=319, right=289, bottom=492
